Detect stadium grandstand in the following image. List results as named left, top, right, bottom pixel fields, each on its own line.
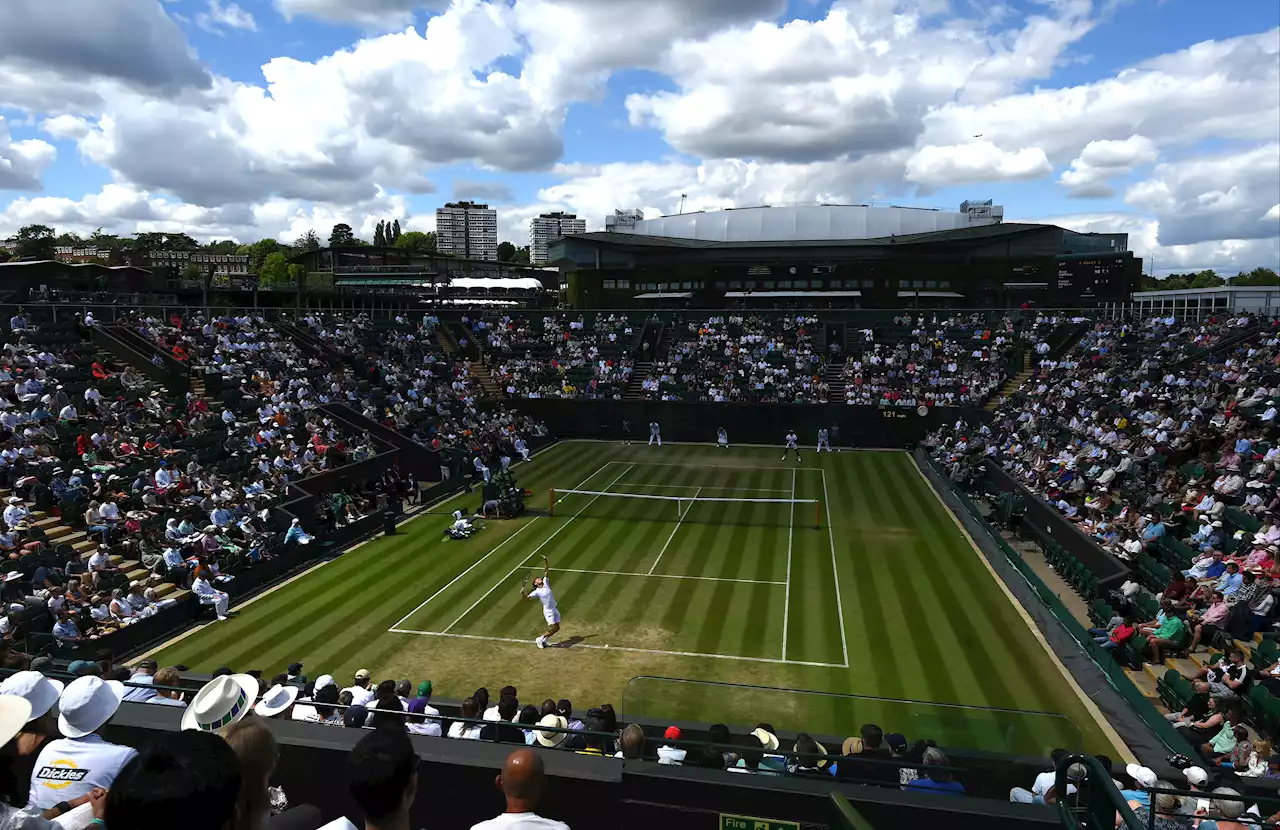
left=550, top=202, right=1141, bottom=312
left=1, top=250, right=1280, bottom=829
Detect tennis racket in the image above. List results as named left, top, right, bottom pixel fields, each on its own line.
left=520, top=571, right=530, bottom=594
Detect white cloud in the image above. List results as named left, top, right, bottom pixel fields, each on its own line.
left=0, top=118, right=57, bottom=192
left=197, top=0, right=257, bottom=32
left=1058, top=134, right=1158, bottom=198
left=1265, top=204, right=1280, bottom=221
left=38, top=115, right=92, bottom=142
left=1123, top=143, right=1280, bottom=247
left=274, top=0, right=446, bottom=29
left=906, top=142, right=1052, bottom=188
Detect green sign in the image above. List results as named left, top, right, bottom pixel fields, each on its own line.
left=719, top=815, right=800, bottom=830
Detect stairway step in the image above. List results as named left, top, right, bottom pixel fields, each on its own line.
left=44, top=526, right=75, bottom=540
left=1142, top=662, right=1166, bottom=685
left=1125, top=668, right=1160, bottom=699
left=71, top=540, right=96, bottom=553
left=1165, top=658, right=1201, bottom=679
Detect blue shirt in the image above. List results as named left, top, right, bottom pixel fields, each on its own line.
left=1217, top=572, right=1244, bottom=595
left=1236, top=438, right=1253, bottom=455
left=1143, top=522, right=1166, bottom=542
left=904, top=778, right=965, bottom=796
left=1119, top=790, right=1150, bottom=807
left=1204, top=561, right=1227, bottom=579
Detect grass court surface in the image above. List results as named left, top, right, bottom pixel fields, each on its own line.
left=152, top=441, right=1117, bottom=756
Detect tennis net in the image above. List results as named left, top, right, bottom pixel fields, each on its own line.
left=549, top=488, right=821, bottom=528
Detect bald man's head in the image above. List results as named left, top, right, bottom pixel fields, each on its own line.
left=497, top=748, right=546, bottom=808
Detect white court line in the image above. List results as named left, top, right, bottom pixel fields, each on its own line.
left=389, top=460, right=615, bottom=631
left=440, top=463, right=636, bottom=633
left=624, top=462, right=824, bottom=472
left=821, top=468, right=850, bottom=668
left=550, top=567, right=785, bottom=585
left=618, top=484, right=793, bottom=493
left=386, top=628, right=847, bottom=669
left=782, top=467, right=795, bottom=662
left=646, top=485, right=701, bottom=575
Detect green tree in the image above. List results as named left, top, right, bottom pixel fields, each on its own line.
left=15, top=225, right=56, bottom=260
left=394, top=231, right=436, bottom=255
left=240, top=239, right=283, bottom=273
left=54, top=231, right=84, bottom=247
left=89, top=229, right=124, bottom=250
left=374, top=220, right=386, bottom=247
left=329, top=223, right=355, bottom=247
left=294, top=229, right=321, bottom=251
left=391, top=219, right=402, bottom=243
left=203, top=239, right=241, bottom=254
left=497, top=241, right=517, bottom=262
left=512, top=245, right=530, bottom=265
left=1231, top=267, right=1280, bottom=286
left=1188, top=270, right=1224, bottom=288
left=258, top=252, right=292, bottom=286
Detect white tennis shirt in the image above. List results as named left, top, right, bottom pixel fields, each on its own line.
left=532, top=579, right=558, bottom=614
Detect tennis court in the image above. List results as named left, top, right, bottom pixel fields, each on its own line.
left=391, top=459, right=846, bottom=668
left=150, top=441, right=1122, bottom=757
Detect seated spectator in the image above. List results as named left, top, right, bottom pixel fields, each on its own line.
left=326, top=728, right=420, bottom=830
left=224, top=714, right=321, bottom=830
left=0, top=694, right=107, bottom=826
left=1009, top=749, right=1078, bottom=804
left=104, top=729, right=241, bottom=830
left=1125, top=784, right=1191, bottom=830
left=470, top=748, right=570, bottom=830
left=904, top=748, right=965, bottom=796
left=147, top=667, right=187, bottom=708
left=30, top=676, right=138, bottom=809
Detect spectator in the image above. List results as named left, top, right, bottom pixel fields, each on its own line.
left=0, top=695, right=106, bottom=827
left=656, top=726, right=685, bottom=765
left=1195, top=787, right=1252, bottom=830
left=615, top=724, right=645, bottom=760
left=180, top=673, right=260, bottom=734
left=903, top=748, right=965, bottom=796
left=254, top=683, right=299, bottom=720
left=29, top=676, right=138, bottom=810
left=104, top=730, right=241, bottom=830
left=1010, top=748, right=1078, bottom=804
left=225, top=713, right=322, bottom=830
left=470, top=748, right=569, bottom=830
left=326, top=727, right=419, bottom=830
left=121, top=657, right=159, bottom=703
left=344, top=670, right=376, bottom=707
left=0, top=671, right=62, bottom=790
left=1125, top=783, right=1191, bottom=830
left=533, top=715, right=567, bottom=750
left=148, top=667, right=188, bottom=708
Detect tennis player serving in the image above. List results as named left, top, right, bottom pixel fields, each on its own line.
left=522, top=554, right=560, bottom=649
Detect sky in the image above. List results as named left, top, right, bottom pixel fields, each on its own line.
left=0, top=0, right=1276, bottom=276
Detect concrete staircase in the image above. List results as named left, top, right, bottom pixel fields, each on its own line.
left=624, top=361, right=652, bottom=400
left=435, top=328, right=457, bottom=356
left=824, top=359, right=847, bottom=402
left=983, top=352, right=1035, bottom=411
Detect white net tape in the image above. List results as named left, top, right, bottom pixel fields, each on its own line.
left=552, top=489, right=817, bottom=505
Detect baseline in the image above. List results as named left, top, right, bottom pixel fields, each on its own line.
left=549, top=567, right=784, bottom=585
left=386, top=628, right=847, bottom=669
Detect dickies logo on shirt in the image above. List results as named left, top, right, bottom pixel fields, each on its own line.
left=36, top=761, right=88, bottom=789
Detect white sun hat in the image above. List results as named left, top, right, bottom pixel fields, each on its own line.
left=181, top=675, right=259, bottom=733
left=0, top=697, right=32, bottom=746
left=58, top=676, right=126, bottom=739
left=253, top=684, right=298, bottom=718
left=0, top=671, right=64, bottom=721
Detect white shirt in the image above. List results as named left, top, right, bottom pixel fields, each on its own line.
left=343, top=685, right=376, bottom=707
left=470, top=813, right=570, bottom=830
left=1031, top=770, right=1076, bottom=797
left=29, top=734, right=138, bottom=809
left=531, top=579, right=557, bottom=614
left=785, top=433, right=798, bottom=446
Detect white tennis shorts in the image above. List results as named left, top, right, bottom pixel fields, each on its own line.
left=544, top=608, right=561, bottom=625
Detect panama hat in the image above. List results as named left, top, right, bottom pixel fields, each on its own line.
left=0, top=671, right=63, bottom=721
left=0, top=697, right=32, bottom=747
left=181, top=674, right=259, bottom=733
left=534, top=714, right=568, bottom=747
left=795, top=739, right=830, bottom=768
left=58, top=676, right=125, bottom=738
left=750, top=727, right=779, bottom=752
left=253, top=684, right=298, bottom=718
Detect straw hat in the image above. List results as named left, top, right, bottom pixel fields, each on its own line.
left=253, top=684, right=298, bottom=718
left=181, top=674, right=259, bottom=733
left=58, top=677, right=125, bottom=738
left=750, top=727, right=779, bottom=752
left=534, top=714, right=567, bottom=747
left=0, top=671, right=63, bottom=721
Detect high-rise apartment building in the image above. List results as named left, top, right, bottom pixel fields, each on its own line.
left=436, top=201, right=498, bottom=261
left=529, top=211, right=586, bottom=264
left=605, top=209, right=644, bottom=233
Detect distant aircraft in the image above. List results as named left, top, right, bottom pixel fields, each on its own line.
left=973, top=134, right=983, bottom=138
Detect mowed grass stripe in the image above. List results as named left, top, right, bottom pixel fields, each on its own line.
left=839, top=456, right=898, bottom=698
left=729, top=468, right=789, bottom=658
left=788, top=468, right=841, bottom=666
left=692, top=468, right=769, bottom=658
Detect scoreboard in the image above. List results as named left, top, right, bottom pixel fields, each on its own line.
left=1056, top=255, right=1132, bottom=299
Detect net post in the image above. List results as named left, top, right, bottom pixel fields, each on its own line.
left=549, top=489, right=555, bottom=517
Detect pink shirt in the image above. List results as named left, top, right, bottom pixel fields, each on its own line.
left=1203, top=601, right=1230, bottom=625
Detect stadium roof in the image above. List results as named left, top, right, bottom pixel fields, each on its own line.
left=564, top=222, right=1051, bottom=251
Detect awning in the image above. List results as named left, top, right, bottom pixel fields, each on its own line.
left=725, top=290, right=862, bottom=298
left=896, top=291, right=964, bottom=298
left=634, top=292, right=693, bottom=299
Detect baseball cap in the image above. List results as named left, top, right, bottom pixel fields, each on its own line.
left=287, top=662, right=303, bottom=675
left=663, top=726, right=681, bottom=740
left=417, top=680, right=433, bottom=697
left=1184, top=767, right=1209, bottom=786
left=137, top=659, right=158, bottom=671
left=67, top=660, right=95, bottom=676
left=354, top=669, right=371, bottom=681
left=885, top=732, right=908, bottom=753
left=1126, top=764, right=1157, bottom=788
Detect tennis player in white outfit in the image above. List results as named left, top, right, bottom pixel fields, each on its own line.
left=522, top=554, right=561, bottom=648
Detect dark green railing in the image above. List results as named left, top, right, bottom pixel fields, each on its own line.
left=829, top=793, right=877, bottom=830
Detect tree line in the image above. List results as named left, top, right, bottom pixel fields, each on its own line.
left=1139, top=268, right=1280, bottom=290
